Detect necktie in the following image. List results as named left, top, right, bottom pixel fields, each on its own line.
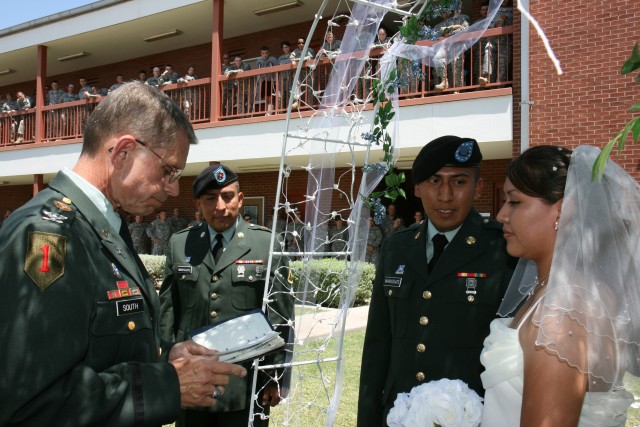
left=212, top=234, right=224, bottom=264
left=429, top=233, right=448, bottom=272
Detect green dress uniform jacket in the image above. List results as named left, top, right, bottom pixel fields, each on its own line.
left=159, top=219, right=294, bottom=416
left=357, top=210, right=517, bottom=427
left=0, top=172, right=180, bottom=427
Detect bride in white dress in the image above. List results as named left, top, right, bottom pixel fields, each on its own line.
left=480, top=145, right=640, bottom=427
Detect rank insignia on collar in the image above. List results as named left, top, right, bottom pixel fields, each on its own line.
left=62, top=197, right=72, bottom=204
left=107, top=280, right=141, bottom=300
left=395, top=265, right=406, bottom=274
left=465, top=236, right=477, bottom=245
left=237, top=232, right=244, bottom=238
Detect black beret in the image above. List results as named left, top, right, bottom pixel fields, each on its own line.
left=192, top=164, right=238, bottom=198
left=412, top=135, right=482, bottom=183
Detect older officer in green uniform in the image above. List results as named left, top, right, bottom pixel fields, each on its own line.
left=357, top=135, right=517, bottom=426
left=0, top=83, right=247, bottom=426
left=160, top=164, right=294, bottom=427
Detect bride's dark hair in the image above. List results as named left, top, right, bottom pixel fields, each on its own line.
left=506, top=145, right=572, bottom=204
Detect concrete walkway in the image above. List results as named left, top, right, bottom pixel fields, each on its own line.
left=294, top=304, right=369, bottom=340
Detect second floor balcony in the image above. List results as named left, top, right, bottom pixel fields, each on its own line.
left=0, top=26, right=513, bottom=149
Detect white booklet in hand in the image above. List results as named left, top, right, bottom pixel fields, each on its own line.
left=189, top=309, right=285, bottom=363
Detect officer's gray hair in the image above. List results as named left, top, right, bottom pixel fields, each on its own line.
left=81, top=82, right=197, bottom=156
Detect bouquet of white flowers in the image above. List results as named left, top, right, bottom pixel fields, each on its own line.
left=387, top=378, right=483, bottom=427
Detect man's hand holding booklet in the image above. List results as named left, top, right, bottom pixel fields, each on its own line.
left=189, top=309, right=285, bottom=363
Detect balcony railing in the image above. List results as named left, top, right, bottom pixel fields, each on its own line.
left=0, top=26, right=512, bottom=148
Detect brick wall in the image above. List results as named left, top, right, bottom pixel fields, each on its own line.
left=524, top=0, right=640, bottom=179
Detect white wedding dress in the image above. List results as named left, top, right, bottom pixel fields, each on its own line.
left=480, top=300, right=634, bottom=427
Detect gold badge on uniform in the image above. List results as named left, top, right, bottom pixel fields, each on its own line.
left=53, top=200, right=73, bottom=212
left=25, top=231, right=68, bottom=292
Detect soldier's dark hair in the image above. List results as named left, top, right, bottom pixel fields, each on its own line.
left=81, top=82, right=197, bottom=156
left=506, top=145, right=572, bottom=205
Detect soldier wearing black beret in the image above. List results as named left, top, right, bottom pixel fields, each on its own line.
left=160, top=164, right=294, bottom=427
left=358, top=135, right=517, bottom=426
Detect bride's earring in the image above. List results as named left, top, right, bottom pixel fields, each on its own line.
left=554, top=219, right=559, bottom=231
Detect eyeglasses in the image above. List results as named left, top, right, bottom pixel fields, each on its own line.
left=136, top=139, right=183, bottom=183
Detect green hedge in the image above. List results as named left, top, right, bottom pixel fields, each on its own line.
left=139, top=255, right=376, bottom=307
left=289, top=258, right=375, bottom=308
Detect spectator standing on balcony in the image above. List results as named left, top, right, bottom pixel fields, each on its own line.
left=255, top=46, right=279, bottom=115
left=160, top=64, right=179, bottom=86
left=374, top=26, right=392, bottom=47
left=128, top=215, right=150, bottom=254
left=433, top=5, right=470, bottom=91
left=169, top=207, right=189, bottom=234
left=230, top=55, right=252, bottom=115
left=320, top=31, right=342, bottom=56
left=291, top=38, right=315, bottom=110
left=60, top=84, right=79, bottom=135
left=222, top=54, right=234, bottom=116
left=108, top=74, right=125, bottom=93
left=178, top=66, right=198, bottom=118
left=78, top=78, right=93, bottom=100
left=293, top=37, right=315, bottom=60
left=495, top=0, right=513, bottom=85
left=61, top=83, right=78, bottom=103
left=1, top=93, right=17, bottom=112
left=365, top=216, right=383, bottom=265
left=478, top=0, right=512, bottom=87
left=12, top=91, right=31, bottom=144
left=278, top=41, right=294, bottom=110
left=48, top=81, right=65, bottom=105
left=146, top=67, right=162, bottom=88
left=47, top=81, right=65, bottom=139
left=476, top=1, right=493, bottom=87
left=147, top=209, right=173, bottom=255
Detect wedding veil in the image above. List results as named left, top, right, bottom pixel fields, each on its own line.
left=498, top=145, right=640, bottom=390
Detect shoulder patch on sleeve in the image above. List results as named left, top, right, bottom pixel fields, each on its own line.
left=25, top=231, right=68, bottom=292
